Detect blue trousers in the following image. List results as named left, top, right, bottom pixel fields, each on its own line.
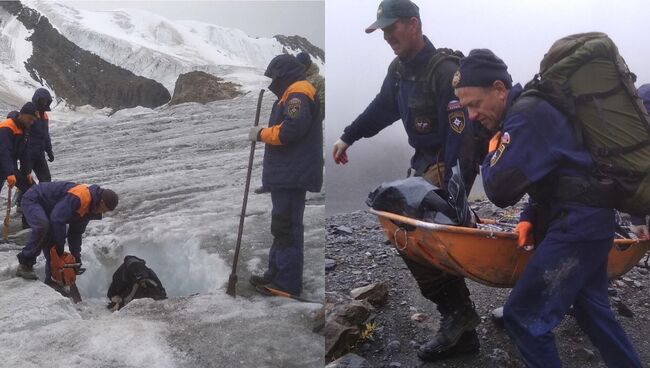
left=16, top=193, right=79, bottom=280
left=264, top=189, right=306, bottom=295
left=503, top=233, right=642, bottom=367
left=16, top=194, right=50, bottom=269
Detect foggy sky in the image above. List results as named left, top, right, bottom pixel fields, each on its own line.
left=65, top=0, right=324, bottom=49
left=325, top=0, right=650, bottom=214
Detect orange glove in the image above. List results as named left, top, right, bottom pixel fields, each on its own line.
left=488, top=132, right=503, bottom=153
left=514, top=221, right=534, bottom=250
left=6, top=175, right=16, bottom=188
left=26, top=174, right=33, bottom=184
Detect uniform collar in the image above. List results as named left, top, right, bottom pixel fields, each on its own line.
left=504, top=83, right=524, bottom=115
left=399, top=36, right=435, bottom=67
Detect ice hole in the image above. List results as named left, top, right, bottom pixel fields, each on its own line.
left=74, top=234, right=229, bottom=299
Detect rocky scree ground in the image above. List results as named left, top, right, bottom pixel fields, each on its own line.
left=325, top=201, right=650, bottom=368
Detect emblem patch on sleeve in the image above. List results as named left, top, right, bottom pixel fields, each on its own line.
left=287, top=98, right=302, bottom=119
left=447, top=100, right=462, bottom=111
left=414, top=116, right=434, bottom=134
left=448, top=111, right=465, bottom=133
left=490, top=131, right=510, bottom=166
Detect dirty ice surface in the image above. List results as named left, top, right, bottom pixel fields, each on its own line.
left=0, top=94, right=325, bottom=367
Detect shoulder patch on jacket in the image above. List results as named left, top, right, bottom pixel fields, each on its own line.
left=490, top=131, right=510, bottom=166
left=448, top=111, right=465, bottom=133
left=287, top=97, right=301, bottom=119
left=447, top=100, right=462, bottom=111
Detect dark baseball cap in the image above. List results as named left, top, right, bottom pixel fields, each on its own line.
left=365, top=0, right=420, bottom=34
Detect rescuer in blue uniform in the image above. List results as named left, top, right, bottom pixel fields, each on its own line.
left=20, top=88, right=54, bottom=183
left=15, top=181, right=118, bottom=282
left=247, top=54, right=323, bottom=296
left=454, top=48, right=642, bottom=368
left=0, top=103, right=36, bottom=194
left=331, top=0, right=487, bottom=361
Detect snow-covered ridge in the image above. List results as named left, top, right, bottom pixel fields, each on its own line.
left=22, top=0, right=324, bottom=94
left=0, top=6, right=43, bottom=107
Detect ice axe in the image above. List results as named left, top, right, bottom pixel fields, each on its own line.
left=3, top=186, right=12, bottom=241
left=227, top=89, right=265, bottom=297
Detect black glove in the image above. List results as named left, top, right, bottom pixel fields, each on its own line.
left=47, top=151, right=54, bottom=162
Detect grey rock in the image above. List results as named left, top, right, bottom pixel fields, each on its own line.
left=331, top=300, right=373, bottom=326
left=335, top=226, right=354, bottom=235
left=170, top=71, right=241, bottom=105
left=388, top=362, right=402, bottom=368
left=410, top=313, right=427, bottom=322
left=491, top=306, right=504, bottom=320
left=325, top=258, right=337, bottom=271
left=386, top=340, right=400, bottom=353
left=325, top=353, right=369, bottom=368
left=324, top=320, right=360, bottom=362
left=350, top=282, right=389, bottom=305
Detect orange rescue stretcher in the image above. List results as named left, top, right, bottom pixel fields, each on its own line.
left=372, top=209, right=650, bottom=288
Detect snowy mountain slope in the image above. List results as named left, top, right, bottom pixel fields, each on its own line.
left=0, top=6, right=43, bottom=107
left=0, top=94, right=325, bottom=367
left=22, top=0, right=325, bottom=93
left=0, top=1, right=171, bottom=111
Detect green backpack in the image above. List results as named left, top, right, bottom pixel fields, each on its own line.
left=523, top=32, right=650, bottom=215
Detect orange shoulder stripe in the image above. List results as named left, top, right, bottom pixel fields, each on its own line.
left=67, top=185, right=91, bottom=217
left=0, top=118, right=23, bottom=135
left=261, top=81, right=316, bottom=146
left=279, top=80, right=316, bottom=105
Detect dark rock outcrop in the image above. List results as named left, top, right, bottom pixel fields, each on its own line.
left=0, top=2, right=170, bottom=110
left=170, top=71, right=241, bottom=105
left=274, top=35, right=324, bottom=62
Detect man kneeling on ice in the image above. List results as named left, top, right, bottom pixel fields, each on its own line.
left=107, top=255, right=167, bottom=311
left=15, top=182, right=118, bottom=284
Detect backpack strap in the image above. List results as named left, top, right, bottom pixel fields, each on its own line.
left=391, top=48, right=463, bottom=94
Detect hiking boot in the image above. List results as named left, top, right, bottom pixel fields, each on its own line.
left=418, top=329, right=480, bottom=361
left=253, top=186, right=270, bottom=194
left=253, top=282, right=292, bottom=297
left=249, top=274, right=273, bottom=288
left=15, top=264, right=38, bottom=280
left=417, top=304, right=480, bottom=361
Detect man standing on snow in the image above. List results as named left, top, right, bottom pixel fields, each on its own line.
left=247, top=54, right=323, bottom=297
left=331, top=0, right=487, bottom=361
left=296, top=52, right=325, bottom=121
left=1, top=102, right=36, bottom=194
left=20, top=88, right=55, bottom=184
left=15, top=181, right=118, bottom=284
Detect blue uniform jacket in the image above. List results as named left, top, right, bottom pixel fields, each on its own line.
left=0, top=112, right=27, bottom=179
left=261, top=55, right=323, bottom=192
left=340, top=37, right=472, bottom=184
left=23, top=182, right=103, bottom=256
left=482, top=84, right=614, bottom=242
left=29, top=88, right=53, bottom=156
